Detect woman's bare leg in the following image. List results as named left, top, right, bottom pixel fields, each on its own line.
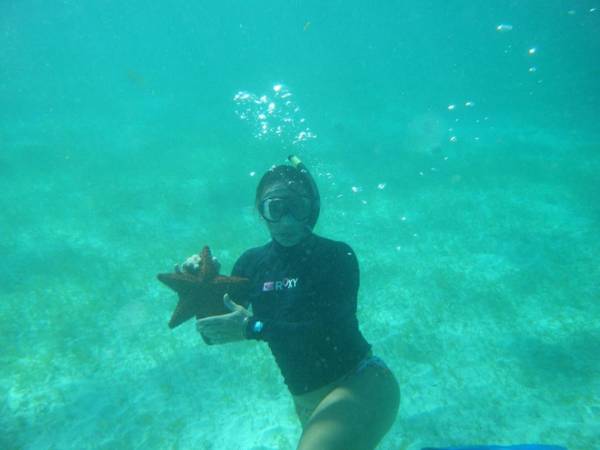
left=296, top=364, right=400, bottom=450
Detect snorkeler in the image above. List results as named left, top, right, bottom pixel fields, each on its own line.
left=185, top=155, right=400, bottom=450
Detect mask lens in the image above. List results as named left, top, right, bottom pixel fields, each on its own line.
left=288, top=196, right=311, bottom=221
left=261, top=198, right=286, bottom=222
left=260, top=196, right=311, bottom=222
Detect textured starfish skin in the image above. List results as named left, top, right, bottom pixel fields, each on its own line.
left=157, top=246, right=250, bottom=328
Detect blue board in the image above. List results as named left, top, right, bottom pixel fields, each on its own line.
left=422, top=445, right=567, bottom=450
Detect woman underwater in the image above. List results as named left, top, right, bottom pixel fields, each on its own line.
left=184, top=155, right=400, bottom=450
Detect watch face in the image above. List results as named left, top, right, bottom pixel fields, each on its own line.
left=253, top=321, right=264, bottom=333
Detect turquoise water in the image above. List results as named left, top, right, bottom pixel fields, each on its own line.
left=1, top=1, right=599, bottom=449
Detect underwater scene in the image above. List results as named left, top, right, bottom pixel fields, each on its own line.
left=1, top=1, right=599, bottom=449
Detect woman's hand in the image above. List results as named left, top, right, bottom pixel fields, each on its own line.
left=174, top=254, right=202, bottom=274
left=196, top=294, right=252, bottom=344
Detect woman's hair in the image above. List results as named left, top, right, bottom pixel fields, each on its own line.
left=255, top=164, right=320, bottom=228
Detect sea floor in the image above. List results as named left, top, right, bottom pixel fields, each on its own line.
left=1, top=125, right=599, bottom=450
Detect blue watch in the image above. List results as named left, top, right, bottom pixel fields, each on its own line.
left=245, top=317, right=264, bottom=339
left=252, top=320, right=264, bottom=334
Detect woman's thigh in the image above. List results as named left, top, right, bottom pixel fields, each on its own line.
left=296, top=363, right=400, bottom=450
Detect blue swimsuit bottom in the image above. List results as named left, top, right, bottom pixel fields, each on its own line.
left=422, top=445, right=567, bottom=450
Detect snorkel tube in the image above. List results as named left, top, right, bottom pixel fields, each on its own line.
left=288, top=154, right=320, bottom=229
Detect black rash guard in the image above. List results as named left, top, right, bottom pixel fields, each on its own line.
left=231, top=233, right=372, bottom=395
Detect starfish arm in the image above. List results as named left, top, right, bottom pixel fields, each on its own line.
left=156, top=273, right=202, bottom=292
left=157, top=273, right=251, bottom=328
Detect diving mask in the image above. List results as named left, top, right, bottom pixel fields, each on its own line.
left=259, top=195, right=312, bottom=223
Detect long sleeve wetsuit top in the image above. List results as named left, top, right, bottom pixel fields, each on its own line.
left=232, top=233, right=371, bottom=395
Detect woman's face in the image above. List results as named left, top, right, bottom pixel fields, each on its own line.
left=259, top=182, right=312, bottom=247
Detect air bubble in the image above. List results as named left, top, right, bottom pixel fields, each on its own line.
left=496, top=24, right=513, bottom=32
left=233, top=84, right=316, bottom=145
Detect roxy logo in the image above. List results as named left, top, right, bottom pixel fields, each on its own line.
left=263, top=278, right=298, bottom=292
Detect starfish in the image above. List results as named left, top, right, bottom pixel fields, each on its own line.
left=157, top=246, right=250, bottom=329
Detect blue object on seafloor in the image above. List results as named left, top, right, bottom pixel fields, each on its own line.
left=422, top=445, right=567, bottom=450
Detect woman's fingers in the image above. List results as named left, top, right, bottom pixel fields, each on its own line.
left=182, top=261, right=199, bottom=273
left=186, top=254, right=201, bottom=266
left=175, top=254, right=201, bottom=274
left=197, top=320, right=218, bottom=340
left=196, top=311, right=246, bottom=345
left=197, top=313, right=231, bottom=325
left=197, top=322, right=228, bottom=344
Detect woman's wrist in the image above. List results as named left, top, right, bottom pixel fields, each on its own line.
left=244, top=316, right=265, bottom=340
